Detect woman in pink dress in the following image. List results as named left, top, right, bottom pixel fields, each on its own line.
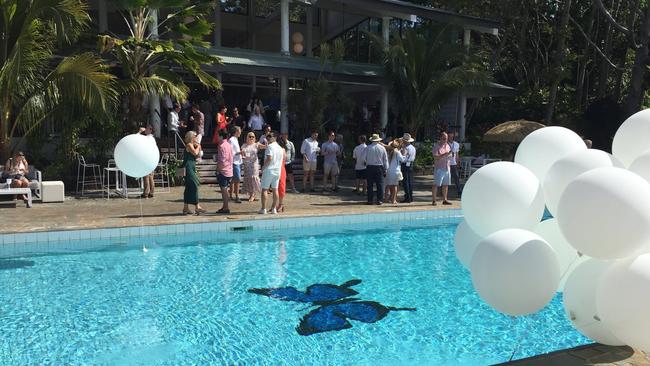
left=241, top=132, right=265, bottom=201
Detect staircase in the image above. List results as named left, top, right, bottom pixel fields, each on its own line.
left=160, top=139, right=218, bottom=184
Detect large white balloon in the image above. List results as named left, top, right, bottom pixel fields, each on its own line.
left=470, top=229, right=560, bottom=316
left=461, top=162, right=545, bottom=236
left=597, top=254, right=650, bottom=351
left=534, top=219, right=580, bottom=283
left=556, top=167, right=650, bottom=259
left=514, top=126, right=587, bottom=183
left=628, top=149, right=650, bottom=184
left=114, top=134, right=160, bottom=178
left=543, top=149, right=622, bottom=215
left=563, top=259, right=623, bottom=346
left=612, top=108, right=650, bottom=168
left=454, top=219, right=483, bottom=269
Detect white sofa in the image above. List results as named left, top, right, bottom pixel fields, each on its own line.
left=0, top=166, right=42, bottom=199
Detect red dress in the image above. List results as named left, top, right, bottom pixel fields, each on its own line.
left=279, top=158, right=286, bottom=199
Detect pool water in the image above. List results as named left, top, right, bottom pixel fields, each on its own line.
left=0, top=220, right=588, bottom=365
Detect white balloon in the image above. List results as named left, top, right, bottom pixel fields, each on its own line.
left=470, top=229, right=560, bottom=316
left=558, top=255, right=588, bottom=292
left=563, top=259, right=623, bottom=346
left=597, top=254, right=650, bottom=351
left=114, top=134, right=160, bottom=178
left=514, top=126, right=587, bottom=183
left=534, top=219, right=580, bottom=284
left=556, top=167, right=650, bottom=259
left=628, top=149, right=650, bottom=184
left=543, top=149, right=622, bottom=215
left=461, top=162, right=545, bottom=236
left=612, top=108, right=650, bottom=167
left=454, top=220, right=483, bottom=269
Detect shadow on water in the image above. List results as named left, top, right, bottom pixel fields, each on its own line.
left=0, top=259, right=35, bottom=270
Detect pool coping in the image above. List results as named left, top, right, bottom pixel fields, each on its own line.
left=0, top=208, right=462, bottom=247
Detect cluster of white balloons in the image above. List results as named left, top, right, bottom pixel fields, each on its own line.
left=455, top=109, right=650, bottom=352
left=114, top=133, right=160, bottom=178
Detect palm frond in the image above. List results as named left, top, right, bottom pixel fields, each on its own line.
left=118, top=75, right=189, bottom=102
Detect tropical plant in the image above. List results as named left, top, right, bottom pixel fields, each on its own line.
left=371, top=25, right=491, bottom=138
left=0, top=0, right=117, bottom=160
left=98, top=0, right=222, bottom=131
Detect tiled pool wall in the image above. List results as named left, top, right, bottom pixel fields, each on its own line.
left=0, top=209, right=462, bottom=258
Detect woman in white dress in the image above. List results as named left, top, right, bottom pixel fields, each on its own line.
left=385, top=140, right=404, bottom=204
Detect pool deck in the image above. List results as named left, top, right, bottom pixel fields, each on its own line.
left=0, top=176, right=460, bottom=234
left=0, top=176, right=648, bottom=366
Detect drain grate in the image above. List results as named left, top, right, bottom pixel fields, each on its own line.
left=230, top=226, right=253, bottom=232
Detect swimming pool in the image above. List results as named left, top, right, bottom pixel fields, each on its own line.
left=0, top=213, right=588, bottom=365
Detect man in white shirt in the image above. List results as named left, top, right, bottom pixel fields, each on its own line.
left=168, top=104, right=180, bottom=133
left=352, top=135, right=368, bottom=195
left=300, top=131, right=319, bottom=192
left=448, top=132, right=462, bottom=197
left=259, top=132, right=284, bottom=214
left=400, top=133, right=416, bottom=203
left=363, top=134, right=389, bottom=205
left=321, top=131, right=341, bottom=192
left=228, top=126, right=243, bottom=203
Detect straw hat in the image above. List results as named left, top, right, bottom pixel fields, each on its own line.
left=369, top=134, right=382, bottom=142
left=402, top=133, right=415, bottom=143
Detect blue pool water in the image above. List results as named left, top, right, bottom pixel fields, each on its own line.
left=0, top=219, right=588, bottom=365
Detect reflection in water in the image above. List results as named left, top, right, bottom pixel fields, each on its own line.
left=0, top=259, right=35, bottom=270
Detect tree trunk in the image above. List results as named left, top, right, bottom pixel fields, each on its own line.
left=544, top=0, right=573, bottom=124
left=0, top=91, right=11, bottom=162
left=623, top=5, right=650, bottom=117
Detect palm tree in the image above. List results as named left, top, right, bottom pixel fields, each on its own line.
left=375, top=25, right=491, bottom=137
left=99, top=0, right=222, bottom=130
left=0, top=0, right=117, bottom=160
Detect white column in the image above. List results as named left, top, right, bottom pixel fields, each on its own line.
left=280, top=75, right=289, bottom=133
left=280, top=0, right=290, bottom=55
left=149, top=10, right=161, bottom=138
left=306, top=5, right=313, bottom=57
left=213, top=0, right=222, bottom=47
left=380, top=17, right=390, bottom=129
left=98, top=0, right=108, bottom=33
left=459, top=29, right=471, bottom=141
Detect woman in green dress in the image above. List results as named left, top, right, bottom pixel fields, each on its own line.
left=182, top=131, right=206, bottom=215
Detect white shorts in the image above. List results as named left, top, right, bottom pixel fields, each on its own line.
left=324, top=163, right=339, bottom=177
left=261, top=172, right=280, bottom=189
left=434, top=168, right=451, bottom=187
left=196, top=134, right=203, bottom=144
left=303, top=160, right=317, bottom=172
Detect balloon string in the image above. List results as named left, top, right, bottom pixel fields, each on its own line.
left=139, top=197, right=146, bottom=251
left=558, top=254, right=582, bottom=283
left=508, top=316, right=527, bottom=362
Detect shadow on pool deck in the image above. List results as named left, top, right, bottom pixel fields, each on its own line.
left=498, top=344, right=649, bottom=366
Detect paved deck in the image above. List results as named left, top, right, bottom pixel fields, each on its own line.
left=0, top=176, right=459, bottom=233
left=0, top=175, right=648, bottom=366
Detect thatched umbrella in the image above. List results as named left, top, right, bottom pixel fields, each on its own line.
left=483, top=120, right=546, bottom=143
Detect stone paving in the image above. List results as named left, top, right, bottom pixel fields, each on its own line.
left=0, top=175, right=648, bottom=366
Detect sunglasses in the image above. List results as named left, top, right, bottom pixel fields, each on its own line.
left=247, top=136, right=255, bottom=138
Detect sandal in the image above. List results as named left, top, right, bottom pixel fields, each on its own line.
left=182, top=209, right=194, bottom=215
left=442, top=201, right=452, bottom=205
left=277, top=204, right=285, bottom=213
left=217, top=208, right=231, bottom=214
left=195, top=207, right=207, bottom=215
left=432, top=201, right=437, bottom=206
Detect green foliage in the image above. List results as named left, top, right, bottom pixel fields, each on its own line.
left=0, top=0, right=116, bottom=160
left=371, top=24, right=491, bottom=138
left=165, top=154, right=184, bottom=186
left=414, top=140, right=434, bottom=168
left=99, top=0, right=222, bottom=131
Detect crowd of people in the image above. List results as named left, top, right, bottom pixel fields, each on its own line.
left=177, top=118, right=464, bottom=215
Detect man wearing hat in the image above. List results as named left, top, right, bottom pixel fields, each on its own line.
left=400, top=133, right=416, bottom=203
left=363, top=134, right=389, bottom=205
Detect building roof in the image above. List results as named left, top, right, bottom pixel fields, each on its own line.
left=302, top=0, right=500, bottom=35
left=206, top=47, right=382, bottom=84
left=207, top=48, right=516, bottom=97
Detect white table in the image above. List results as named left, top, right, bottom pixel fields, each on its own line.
left=0, top=187, right=32, bottom=207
